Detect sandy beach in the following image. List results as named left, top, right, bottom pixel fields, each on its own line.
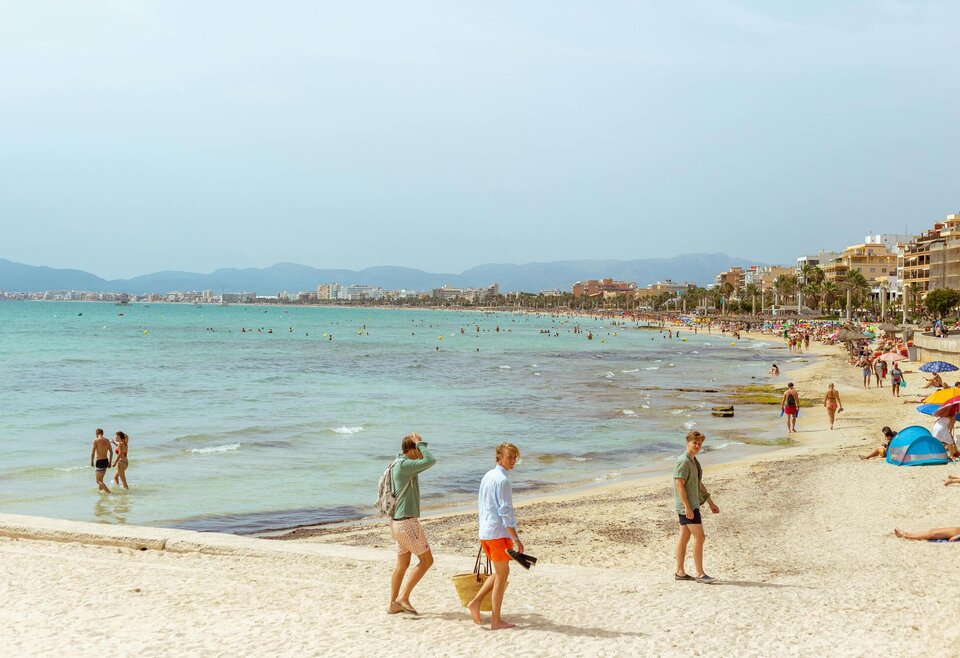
left=4, top=336, right=960, bottom=656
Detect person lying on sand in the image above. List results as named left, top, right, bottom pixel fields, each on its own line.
left=859, top=427, right=896, bottom=460
left=894, top=527, right=960, bottom=541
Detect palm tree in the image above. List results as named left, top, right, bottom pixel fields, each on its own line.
left=743, top=283, right=760, bottom=316
left=820, top=281, right=837, bottom=314
left=841, top=270, right=871, bottom=319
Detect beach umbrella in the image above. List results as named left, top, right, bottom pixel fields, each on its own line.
left=922, top=387, right=960, bottom=404
left=863, top=331, right=876, bottom=339
left=919, top=361, right=959, bottom=373
left=934, top=401, right=960, bottom=418
left=916, top=403, right=942, bottom=416
left=878, top=352, right=907, bottom=363
left=879, top=323, right=901, bottom=334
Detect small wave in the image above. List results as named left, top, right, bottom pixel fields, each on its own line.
left=570, top=456, right=591, bottom=462
left=593, top=471, right=621, bottom=483
left=706, top=440, right=744, bottom=450
left=641, top=404, right=651, bottom=409
left=604, top=372, right=615, bottom=379
left=499, top=365, right=511, bottom=369
left=670, top=409, right=688, bottom=415
left=54, top=466, right=85, bottom=472
left=622, top=409, right=637, bottom=416
left=330, top=426, right=364, bottom=435
left=683, top=421, right=698, bottom=430
left=189, top=443, right=241, bottom=454
left=621, top=368, right=639, bottom=373
left=644, top=366, right=659, bottom=370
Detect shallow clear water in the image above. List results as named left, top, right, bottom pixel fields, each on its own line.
left=0, top=302, right=781, bottom=533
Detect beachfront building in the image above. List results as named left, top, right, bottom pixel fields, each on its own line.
left=222, top=291, right=257, bottom=303
left=317, top=283, right=341, bottom=300
left=796, top=250, right=841, bottom=272
left=339, top=284, right=382, bottom=301
left=714, top=267, right=745, bottom=291
left=571, top=278, right=637, bottom=299
left=900, top=214, right=960, bottom=294
left=821, top=242, right=898, bottom=282
left=647, top=279, right=690, bottom=295
left=431, top=283, right=499, bottom=303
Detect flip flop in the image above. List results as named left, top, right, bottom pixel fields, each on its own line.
left=394, top=601, right=418, bottom=615
left=506, top=549, right=531, bottom=569
left=674, top=573, right=695, bottom=581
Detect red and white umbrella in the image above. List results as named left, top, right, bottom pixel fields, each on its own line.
left=878, top=352, right=908, bottom=364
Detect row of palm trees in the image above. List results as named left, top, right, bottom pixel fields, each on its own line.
left=687, top=265, right=876, bottom=316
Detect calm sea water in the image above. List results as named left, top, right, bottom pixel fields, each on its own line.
left=0, top=302, right=784, bottom=533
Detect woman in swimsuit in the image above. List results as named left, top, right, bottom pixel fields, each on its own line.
left=112, top=431, right=130, bottom=490
left=823, top=383, right=843, bottom=430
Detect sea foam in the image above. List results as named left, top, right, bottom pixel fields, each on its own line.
left=190, top=443, right=241, bottom=454
left=331, top=426, right=364, bottom=435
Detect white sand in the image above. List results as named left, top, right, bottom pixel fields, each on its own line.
left=3, top=339, right=960, bottom=656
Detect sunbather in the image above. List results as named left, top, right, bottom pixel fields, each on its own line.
left=894, top=527, right=960, bottom=541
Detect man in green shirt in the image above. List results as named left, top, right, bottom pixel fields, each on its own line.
left=673, top=430, right=720, bottom=583
left=388, top=433, right=436, bottom=615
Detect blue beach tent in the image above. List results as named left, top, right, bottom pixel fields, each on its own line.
left=885, top=426, right=949, bottom=466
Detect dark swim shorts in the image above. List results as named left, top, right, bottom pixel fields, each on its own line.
left=95, top=458, right=110, bottom=473
left=678, top=508, right=702, bottom=525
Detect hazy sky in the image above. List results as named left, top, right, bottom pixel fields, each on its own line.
left=2, top=1, right=958, bottom=279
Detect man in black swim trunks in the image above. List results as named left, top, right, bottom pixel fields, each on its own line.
left=90, top=428, right=113, bottom=493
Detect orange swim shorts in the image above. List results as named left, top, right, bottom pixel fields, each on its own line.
left=480, top=537, right=514, bottom=562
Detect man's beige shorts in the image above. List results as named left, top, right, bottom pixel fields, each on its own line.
left=390, top=517, right=431, bottom=556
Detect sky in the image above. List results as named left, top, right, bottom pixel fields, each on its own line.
left=1, top=1, right=958, bottom=280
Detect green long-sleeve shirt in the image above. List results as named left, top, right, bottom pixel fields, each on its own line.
left=391, top=442, right=436, bottom=519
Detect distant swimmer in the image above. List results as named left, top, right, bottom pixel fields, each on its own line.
left=90, top=428, right=113, bottom=494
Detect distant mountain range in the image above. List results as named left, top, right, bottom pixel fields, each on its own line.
left=0, top=254, right=765, bottom=295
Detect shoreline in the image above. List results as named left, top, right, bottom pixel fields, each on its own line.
left=7, top=326, right=960, bottom=655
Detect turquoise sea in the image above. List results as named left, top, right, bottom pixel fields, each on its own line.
left=0, top=302, right=785, bottom=533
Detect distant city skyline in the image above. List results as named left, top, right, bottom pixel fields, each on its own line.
left=1, top=2, right=957, bottom=279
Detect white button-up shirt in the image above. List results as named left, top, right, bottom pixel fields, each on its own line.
left=478, top=464, right=516, bottom=540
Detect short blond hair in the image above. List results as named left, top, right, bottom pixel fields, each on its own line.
left=685, top=430, right=705, bottom=444
left=496, top=442, right=520, bottom=461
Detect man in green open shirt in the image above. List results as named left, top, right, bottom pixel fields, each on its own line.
left=674, top=430, right=720, bottom=583
left=388, top=433, right=436, bottom=615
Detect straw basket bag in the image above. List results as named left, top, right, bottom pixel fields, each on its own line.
left=452, top=547, right=505, bottom=611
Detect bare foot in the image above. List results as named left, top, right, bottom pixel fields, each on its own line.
left=489, top=621, right=516, bottom=630
left=387, top=602, right=404, bottom=614
left=894, top=528, right=904, bottom=538
left=859, top=454, right=868, bottom=460
left=395, top=599, right=418, bottom=615
left=467, top=600, right=482, bottom=625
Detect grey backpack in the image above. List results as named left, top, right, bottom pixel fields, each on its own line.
left=375, top=458, right=411, bottom=517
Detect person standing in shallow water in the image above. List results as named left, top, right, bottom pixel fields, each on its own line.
left=387, top=433, right=436, bottom=615
left=112, top=431, right=130, bottom=489
left=674, top=430, right=719, bottom=583
left=89, top=428, right=113, bottom=494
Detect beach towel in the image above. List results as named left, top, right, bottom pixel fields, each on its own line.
left=927, top=538, right=960, bottom=543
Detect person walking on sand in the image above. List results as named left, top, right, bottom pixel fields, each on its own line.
left=387, top=433, right=436, bottom=615
left=823, top=383, right=843, bottom=430
left=781, top=383, right=800, bottom=433
left=468, top=442, right=523, bottom=630
left=90, top=428, right=113, bottom=494
left=111, top=431, right=130, bottom=490
left=891, top=363, right=904, bottom=397
left=860, top=356, right=872, bottom=389
left=874, top=359, right=884, bottom=388
left=674, top=430, right=720, bottom=583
